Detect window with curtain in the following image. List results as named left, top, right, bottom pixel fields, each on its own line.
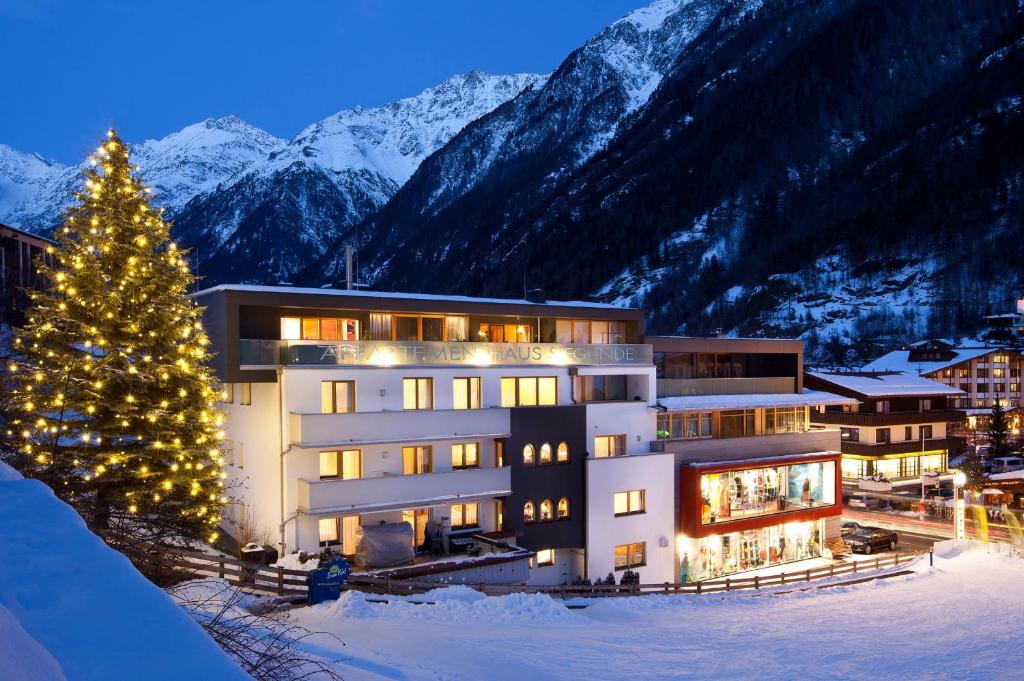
left=500, top=376, right=557, bottom=407
left=450, top=502, right=478, bottom=529
left=452, top=442, right=479, bottom=469
left=557, top=442, right=569, bottom=463
left=594, top=434, right=625, bottom=458
left=539, top=443, right=553, bottom=464
left=522, top=444, right=535, bottom=465
left=453, top=377, right=481, bottom=409
left=321, top=380, right=355, bottom=413
left=403, top=377, right=433, bottom=410
left=539, top=499, right=553, bottom=521
left=446, top=316, right=469, bottom=341
left=557, top=497, right=570, bottom=519
left=523, top=500, right=536, bottom=523
left=369, top=313, right=392, bottom=340
left=402, top=446, right=433, bottom=474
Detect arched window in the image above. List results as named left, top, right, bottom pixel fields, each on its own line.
left=523, top=500, right=536, bottom=523
left=539, top=442, right=553, bottom=464
left=540, top=499, right=554, bottom=521
left=557, top=441, right=569, bottom=463
left=557, top=497, right=570, bottom=519
left=523, top=444, right=535, bottom=465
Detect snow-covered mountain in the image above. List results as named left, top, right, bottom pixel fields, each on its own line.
left=326, top=0, right=749, bottom=287
left=169, top=71, right=542, bottom=284
left=0, top=117, right=287, bottom=232
left=0, top=71, right=541, bottom=284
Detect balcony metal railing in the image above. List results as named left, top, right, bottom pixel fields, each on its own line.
left=240, top=339, right=653, bottom=368
left=289, top=408, right=511, bottom=447
left=296, top=466, right=512, bottom=514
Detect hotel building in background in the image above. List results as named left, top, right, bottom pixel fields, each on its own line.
left=804, top=371, right=965, bottom=486
left=197, top=285, right=852, bottom=585
left=1, top=222, right=56, bottom=327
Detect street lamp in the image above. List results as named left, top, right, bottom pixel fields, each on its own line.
left=953, top=470, right=967, bottom=541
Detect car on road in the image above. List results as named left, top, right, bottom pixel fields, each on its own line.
left=847, top=493, right=883, bottom=509
left=845, top=526, right=898, bottom=554
left=841, top=521, right=862, bottom=536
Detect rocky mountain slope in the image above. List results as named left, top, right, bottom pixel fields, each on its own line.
left=324, top=0, right=1022, bottom=362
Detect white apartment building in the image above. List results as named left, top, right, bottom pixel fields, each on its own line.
left=196, top=285, right=660, bottom=583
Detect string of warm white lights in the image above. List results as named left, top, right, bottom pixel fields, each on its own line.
left=4, top=129, right=227, bottom=543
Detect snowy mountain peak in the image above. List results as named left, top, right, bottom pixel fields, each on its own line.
left=283, top=71, right=543, bottom=184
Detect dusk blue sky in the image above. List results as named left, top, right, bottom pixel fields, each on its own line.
left=0, top=0, right=650, bottom=164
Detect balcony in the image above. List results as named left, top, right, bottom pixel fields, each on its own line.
left=240, top=338, right=653, bottom=368
left=655, top=377, right=796, bottom=398
left=811, top=410, right=965, bottom=427
left=296, top=466, right=512, bottom=515
left=842, top=438, right=959, bottom=457
left=288, top=407, right=511, bottom=448
left=651, top=428, right=842, bottom=462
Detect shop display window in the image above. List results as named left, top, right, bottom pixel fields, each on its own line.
left=681, top=521, right=822, bottom=581
left=700, top=461, right=836, bottom=525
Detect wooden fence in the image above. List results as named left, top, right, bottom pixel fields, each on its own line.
left=162, top=549, right=311, bottom=597
left=346, top=550, right=926, bottom=599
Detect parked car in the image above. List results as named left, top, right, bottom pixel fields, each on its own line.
left=845, top=527, right=898, bottom=554
left=841, top=522, right=863, bottom=537
left=991, top=456, right=1024, bottom=474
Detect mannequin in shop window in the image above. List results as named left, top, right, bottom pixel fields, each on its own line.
left=679, top=554, right=690, bottom=583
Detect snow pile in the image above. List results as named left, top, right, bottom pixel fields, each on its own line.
left=0, top=462, right=249, bottom=681
left=288, top=544, right=1024, bottom=680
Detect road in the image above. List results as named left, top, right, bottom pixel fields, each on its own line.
left=844, top=504, right=1023, bottom=550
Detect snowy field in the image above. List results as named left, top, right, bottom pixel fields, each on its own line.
left=268, top=544, right=1023, bottom=681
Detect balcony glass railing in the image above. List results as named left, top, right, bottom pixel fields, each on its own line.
left=240, top=339, right=653, bottom=368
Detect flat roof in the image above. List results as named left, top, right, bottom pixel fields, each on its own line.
left=645, top=335, right=803, bottom=354
left=682, top=450, right=840, bottom=468
left=806, top=371, right=965, bottom=398
left=193, top=283, right=633, bottom=311
left=658, top=389, right=856, bottom=412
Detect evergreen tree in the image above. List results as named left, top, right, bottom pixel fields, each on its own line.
left=988, top=399, right=1011, bottom=458
left=3, top=130, right=226, bottom=545
left=959, top=449, right=987, bottom=490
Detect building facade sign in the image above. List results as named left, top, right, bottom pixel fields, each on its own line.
left=250, top=340, right=653, bottom=367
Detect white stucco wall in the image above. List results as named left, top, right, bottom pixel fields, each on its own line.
left=585, top=453, right=676, bottom=584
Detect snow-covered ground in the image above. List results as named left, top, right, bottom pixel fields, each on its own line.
left=0, top=462, right=249, bottom=681
left=264, top=542, right=1022, bottom=680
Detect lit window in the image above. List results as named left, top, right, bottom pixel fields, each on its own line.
left=452, top=442, right=479, bottom=469
left=450, top=502, right=479, bottom=529
left=320, top=450, right=361, bottom=480
left=500, top=377, right=557, bottom=407
left=523, top=501, right=536, bottom=523
left=614, top=542, right=645, bottom=570
left=321, top=380, right=355, bottom=413
left=557, top=441, right=569, bottom=463
left=318, top=518, right=339, bottom=546
left=557, top=497, right=569, bottom=519
left=403, top=377, right=433, bottom=410
left=613, top=490, right=645, bottom=516
left=523, top=444, right=535, bottom=465
left=402, top=446, right=432, bottom=475
left=539, top=443, right=553, bottom=464
left=281, top=317, right=301, bottom=340
left=594, top=434, right=625, bottom=458
left=535, top=548, right=554, bottom=566
left=453, top=377, right=481, bottom=409
left=239, top=383, right=252, bottom=406
left=539, top=499, right=553, bottom=521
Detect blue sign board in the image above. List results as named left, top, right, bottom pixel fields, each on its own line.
left=307, top=557, right=351, bottom=605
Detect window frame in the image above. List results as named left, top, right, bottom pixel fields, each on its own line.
left=239, top=382, right=252, bottom=406
left=453, top=376, right=482, bottom=410
left=523, top=500, right=536, bottom=523
left=539, top=499, right=554, bottom=522
left=401, top=445, right=433, bottom=475
left=321, top=380, right=356, bottom=414
left=535, top=548, right=554, bottom=567
left=613, top=489, right=646, bottom=517
left=500, top=376, right=558, bottom=407
left=452, top=442, right=480, bottom=470
left=594, top=434, right=626, bottom=458
left=450, top=502, right=479, bottom=530
left=556, top=441, right=569, bottom=463
left=557, top=497, right=570, bottom=520
left=614, top=541, right=646, bottom=571
left=402, top=377, right=434, bottom=410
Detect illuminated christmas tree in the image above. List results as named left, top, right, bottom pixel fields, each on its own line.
left=4, top=130, right=226, bottom=545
